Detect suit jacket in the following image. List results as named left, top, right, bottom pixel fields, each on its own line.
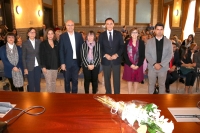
left=123, top=39, right=145, bottom=67
left=59, top=32, right=84, bottom=69
left=145, top=36, right=173, bottom=72
left=0, top=45, right=23, bottom=78
left=194, top=52, right=200, bottom=68
left=22, top=39, right=41, bottom=71
left=99, top=30, right=124, bottom=66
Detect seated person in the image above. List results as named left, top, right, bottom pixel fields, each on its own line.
left=165, top=43, right=179, bottom=93
left=179, top=46, right=196, bottom=94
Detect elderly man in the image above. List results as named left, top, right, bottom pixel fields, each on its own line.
left=59, top=20, right=84, bottom=93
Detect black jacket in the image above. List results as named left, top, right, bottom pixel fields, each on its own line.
left=123, top=39, right=145, bottom=67
left=39, top=40, right=59, bottom=69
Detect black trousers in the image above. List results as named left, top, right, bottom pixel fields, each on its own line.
left=103, top=64, right=120, bottom=94
left=185, top=71, right=196, bottom=86
left=82, top=65, right=99, bottom=94
left=27, top=66, right=41, bottom=92
left=8, top=78, right=24, bottom=91
left=165, top=71, right=179, bottom=90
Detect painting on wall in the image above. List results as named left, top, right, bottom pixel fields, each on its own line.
left=135, top=0, right=151, bottom=23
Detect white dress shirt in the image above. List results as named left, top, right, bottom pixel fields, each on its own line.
left=68, top=32, right=77, bottom=59
left=107, top=30, right=113, bottom=41
left=29, top=39, right=39, bottom=67
left=8, top=43, right=14, bottom=53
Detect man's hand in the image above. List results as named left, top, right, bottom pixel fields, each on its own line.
left=169, top=66, right=176, bottom=72
left=24, top=69, right=28, bottom=75
left=61, top=64, right=66, bottom=71
left=88, top=65, right=94, bottom=70
left=111, top=54, right=118, bottom=60
left=104, top=54, right=112, bottom=60
left=154, top=63, right=162, bottom=70
left=13, top=67, right=19, bottom=72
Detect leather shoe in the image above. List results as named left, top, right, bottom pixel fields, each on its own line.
left=166, top=89, right=170, bottom=93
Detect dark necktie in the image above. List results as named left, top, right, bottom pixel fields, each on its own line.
left=109, top=32, right=113, bottom=47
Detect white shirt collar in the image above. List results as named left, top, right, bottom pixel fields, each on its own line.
left=7, top=43, right=14, bottom=49
left=68, top=31, right=75, bottom=36
left=29, top=39, right=35, bottom=42
left=107, top=30, right=113, bottom=35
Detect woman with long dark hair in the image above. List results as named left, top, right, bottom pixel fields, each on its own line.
left=179, top=46, right=196, bottom=94
left=39, top=28, right=59, bottom=93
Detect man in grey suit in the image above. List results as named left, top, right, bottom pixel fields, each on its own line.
left=145, top=22, right=173, bottom=94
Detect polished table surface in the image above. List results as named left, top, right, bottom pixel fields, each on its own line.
left=0, top=92, right=200, bottom=133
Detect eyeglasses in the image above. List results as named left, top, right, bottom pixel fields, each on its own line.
left=29, top=32, right=36, bottom=34
left=131, top=32, right=138, bottom=34
left=66, top=25, right=74, bottom=27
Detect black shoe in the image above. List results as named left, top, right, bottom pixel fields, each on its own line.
left=141, top=80, right=144, bottom=84
left=179, top=78, right=185, bottom=84
left=166, top=89, right=170, bottom=93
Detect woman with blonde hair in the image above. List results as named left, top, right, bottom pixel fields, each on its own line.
left=122, top=28, right=145, bottom=94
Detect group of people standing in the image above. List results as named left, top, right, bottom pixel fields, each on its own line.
left=0, top=17, right=199, bottom=94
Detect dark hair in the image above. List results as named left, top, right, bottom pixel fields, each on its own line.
left=105, top=18, right=114, bottom=23
left=4, top=32, right=17, bottom=44
left=26, top=27, right=37, bottom=39
left=86, top=30, right=96, bottom=41
left=155, top=22, right=164, bottom=29
left=187, top=34, right=194, bottom=43
left=12, top=28, right=18, bottom=36
left=44, top=28, right=55, bottom=40
left=179, top=46, right=187, bottom=59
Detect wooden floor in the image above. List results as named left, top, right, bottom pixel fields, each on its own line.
left=0, top=67, right=200, bottom=94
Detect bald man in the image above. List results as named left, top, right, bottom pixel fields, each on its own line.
left=59, top=20, right=84, bottom=93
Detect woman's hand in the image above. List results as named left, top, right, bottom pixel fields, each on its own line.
left=13, top=67, right=19, bottom=72
left=24, top=69, right=28, bottom=75
left=88, top=65, right=94, bottom=70
left=42, top=68, right=47, bottom=74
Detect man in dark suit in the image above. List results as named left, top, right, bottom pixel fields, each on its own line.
left=99, top=18, right=124, bottom=94
left=59, top=20, right=84, bottom=93
left=165, top=42, right=179, bottom=93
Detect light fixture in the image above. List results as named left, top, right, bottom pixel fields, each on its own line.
left=38, top=10, right=43, bottom=16
left=174, top=9, right=179, bottom=16
left=16, top=6, right=22, bottom=14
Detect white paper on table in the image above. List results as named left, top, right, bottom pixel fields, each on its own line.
left=168, top=107, right=200, bottom=122
left=0, top=104, right=16, bottom=118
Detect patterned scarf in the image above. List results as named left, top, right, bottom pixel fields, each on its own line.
left=127, top=38, right=139, bottom=64
left=6, top=44, right=23, bottom=87
left=87, top=41, right=95, bottom=64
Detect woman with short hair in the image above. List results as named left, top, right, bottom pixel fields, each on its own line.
left=81, top=31, right=100, bottom=94
left=0, top=32, right=24, bottom=91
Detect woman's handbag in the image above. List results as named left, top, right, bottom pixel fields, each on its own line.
left=180, top=66, right=194, bottom=75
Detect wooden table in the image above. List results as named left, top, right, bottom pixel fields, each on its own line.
left=0, top=92, right=200, bottom=133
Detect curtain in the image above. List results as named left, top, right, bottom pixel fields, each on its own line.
left=164, top=6, right=171, bottom=39
left=183, top=0, right=196, bottom=40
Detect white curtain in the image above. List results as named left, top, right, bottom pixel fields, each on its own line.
left=164, top=6, right=171, bottom=39
left=183, top=0, right=196, bottom=40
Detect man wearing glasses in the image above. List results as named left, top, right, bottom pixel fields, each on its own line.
left=59, top=20, right=84, bottom=93
left=98, top=18, right=124, bottom=94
